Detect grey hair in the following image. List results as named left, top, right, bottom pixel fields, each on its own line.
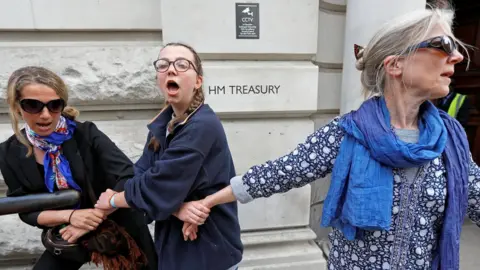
left=357, top=7, right=469, bottom=97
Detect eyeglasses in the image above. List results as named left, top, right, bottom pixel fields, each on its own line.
left=19, top=99, right=65, bottom=114
left=408, top=35, right=458, bottom=56
left=153, top=58, right=198, bottom=73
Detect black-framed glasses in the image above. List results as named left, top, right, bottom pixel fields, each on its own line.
left=407, top=35, right=458, bottom=56
left=19, top=99, right=65, bottom=114
left=153, top=58, right=198, bottom=73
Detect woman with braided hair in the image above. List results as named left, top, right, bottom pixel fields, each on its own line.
left=95, top=42, right=243, bottom=270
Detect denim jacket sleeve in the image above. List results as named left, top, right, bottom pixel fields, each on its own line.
left=231, top=117, right=344, bottom=203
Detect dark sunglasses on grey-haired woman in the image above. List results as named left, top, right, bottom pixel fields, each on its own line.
left=407, top=35, right=458, bottom=56
left=19, top=99, right=65, bottom=114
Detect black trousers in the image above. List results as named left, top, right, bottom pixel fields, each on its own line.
left=33, top=250, right=84, bottom=270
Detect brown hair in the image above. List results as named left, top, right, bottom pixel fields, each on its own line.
left=6, top=66, right=79, bottom=156
left=148, top=42, right=205, bottom=152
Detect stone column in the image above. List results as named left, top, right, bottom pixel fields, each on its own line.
left=161, top=0, right=326, bottom=269
left=340, top=0, right=427, bottom=113
left=310, top=0, right=346, bottom=249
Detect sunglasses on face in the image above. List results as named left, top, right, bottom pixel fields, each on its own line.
left=19, top=99, right=65, bottom=114
left=409, top=35, right=458, bottom=56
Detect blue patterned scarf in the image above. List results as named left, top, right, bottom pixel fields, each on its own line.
left=25, top=116, right=81, bottom=193
left=321, top=96, right=469, bottom=270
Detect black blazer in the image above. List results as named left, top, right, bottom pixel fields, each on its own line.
left=0, top=121, right=157, bottom=269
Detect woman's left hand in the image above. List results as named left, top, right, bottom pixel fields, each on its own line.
left=175, top=200, right=211, bottom=225
left=95, top=189, right=117, bottom=210
left=59, top=225, right=90, bottom=243
left=182, top=222, right=198, bottom=241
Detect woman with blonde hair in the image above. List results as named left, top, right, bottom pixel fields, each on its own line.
left=176, top=6, right=480, bottom=270
left=0, top=66, right=157, bottom=269
left=95, top=42, right=243, bottom=270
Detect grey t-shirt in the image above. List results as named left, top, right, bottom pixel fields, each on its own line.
left=395, top=128, right=420, bottom=180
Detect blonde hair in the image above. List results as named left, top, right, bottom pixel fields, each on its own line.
left=356, top=5, right=470, bottom=97
left=148, top=42, right=205, bottom=152
left=6, top=66, right=79, bottom=156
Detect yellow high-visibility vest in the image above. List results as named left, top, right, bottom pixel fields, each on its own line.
left=447, top=93, right=466, bottom=118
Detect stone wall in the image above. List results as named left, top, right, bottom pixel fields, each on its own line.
left=1, top=0, right=330, bottom=268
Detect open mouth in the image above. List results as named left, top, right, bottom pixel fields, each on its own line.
left=166, top=80, right=180, bottom=95
left=36, top=122, right=52, bottom=129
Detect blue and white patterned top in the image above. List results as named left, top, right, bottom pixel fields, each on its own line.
left=231, top=117, right=480, bottom=270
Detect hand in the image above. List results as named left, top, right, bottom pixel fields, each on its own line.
left=182, top=222, right=198, bottom=241
left=69, top=208, right=106, bottom=231
left=175, top=200, right=210, bottom=225
left=59, top=225, right=90, bottom=244
left=95, top=189, right=117, bottom=210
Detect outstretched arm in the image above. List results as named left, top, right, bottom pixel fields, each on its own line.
left=229, top=117, right=344, bottom=203
left=179, top=117, right=345, bottom=225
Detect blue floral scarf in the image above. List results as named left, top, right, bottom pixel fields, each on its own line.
left=25, top=116, right=81, bottom=193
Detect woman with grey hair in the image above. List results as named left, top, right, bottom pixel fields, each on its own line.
left=176, top=6, right=479, bottom=270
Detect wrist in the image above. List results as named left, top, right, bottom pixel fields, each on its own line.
left=109, top=193, right=118, bottom=208
left=203, top=195, right=215, bottom=208
left=65, top=210, right=75, bottom=223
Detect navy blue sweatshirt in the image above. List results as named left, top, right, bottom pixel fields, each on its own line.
left=124, top=104, right=243, bottom=270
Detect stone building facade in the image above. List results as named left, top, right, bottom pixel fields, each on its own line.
left=0, top=0, right=426, bottom=269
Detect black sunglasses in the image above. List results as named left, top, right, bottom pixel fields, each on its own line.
left=408, top=35, right=458, bottom=56
left=19, top=99, right=65, bottom=114
left=153, top=58, right=198, bottom=73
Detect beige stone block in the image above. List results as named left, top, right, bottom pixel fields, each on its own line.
left=161, top=0, right=319, bottom=55
left=223, top=118, right=315, bottom=230
left=317, top=69, right=342, bottom=111
left=203, top=61, right=318, bottom=116
left=0, top=46, right=162, bottom=106
left=30, top=0, right=162, bottom=30
left=0, top=0, right=35, bottom=29
left=241, top=228, right=326, bottom=269
left=316, top=9, right=346, bottom=65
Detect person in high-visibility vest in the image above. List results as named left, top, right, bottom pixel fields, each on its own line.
left=436, top=89, right=471, bottom=128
